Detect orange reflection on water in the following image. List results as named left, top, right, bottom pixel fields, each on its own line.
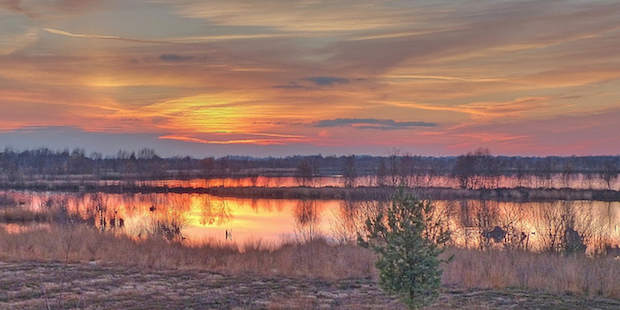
left=120, top=173, right=620, bottom=190
left=182, top=196, right=342, bottom=245
left=437, top=200, right=620, bottom=253
left=22, top=192, right=342, bottom=245
left=135, top=176, right=347, bottom=188
left=5, top=191, right=620, bottom=252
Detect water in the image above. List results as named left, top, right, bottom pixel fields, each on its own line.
left=3, top=191, right=343, bottom=246
left=68, top=173, right=620, bottom=190
left=2, top=190, right=619, bottom=253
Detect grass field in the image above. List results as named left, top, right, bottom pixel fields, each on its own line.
left=2, top=262, right=620, bottom=309
left=1, top=223, right=620, bottom=309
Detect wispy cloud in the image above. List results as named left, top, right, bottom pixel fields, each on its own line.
left=315, top=118, right=437, bottom=130
left=172, top=0, right=413, bottom=33
left=159, top=135, right=275, bottom=145
left=2, top=0, right=620, bottom=156
left=43, top=28, right=181, bottom=45
left=305, top=76, right=349, bottom=86
left=159, top=131, right=307, bottom=146
left=455, top=97, right=556, bottom=120
left=272, top=82, right=306, bottom=89
left=0, top=27, right=38, bottom=55
left=159, top=54, right=194, bottom=62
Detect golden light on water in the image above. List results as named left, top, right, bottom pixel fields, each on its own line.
left=8, top=191, right=620, bottom=252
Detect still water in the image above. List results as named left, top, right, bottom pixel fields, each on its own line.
left=2, top=190, right=620, bottom=253
left=108, top=173, right=619, bottom=190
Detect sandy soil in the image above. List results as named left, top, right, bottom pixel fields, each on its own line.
left=1, top=261, right=620, bottom=310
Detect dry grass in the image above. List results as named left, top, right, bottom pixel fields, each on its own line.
left=0, top=224, right=376, bottom=279
left=0, top=207, right=55, bottom=223
left=0, top=193, right=19, bottom=207
left=1, top=224, right=619, bottom=300
left=441, top=247, right=620, bottom=298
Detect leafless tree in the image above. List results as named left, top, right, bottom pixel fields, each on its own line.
left=600, top=160, right=619, bottom=190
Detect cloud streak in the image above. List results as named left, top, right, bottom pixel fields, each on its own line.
left=305, top=76, right=350, bottom=86
left=1, top=0, right=620, bottom=156
left=315, top=118, right=437, bottom=130
left=43, top=28, right=179, bottom=45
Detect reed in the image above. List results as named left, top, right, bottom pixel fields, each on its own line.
left=1, top=224, right=618, bottom=299
left=0, top=224, right=376, bottom=279
left=441, top=247, right=620, bottom=298
left=0, top=207, right=55, bottom=223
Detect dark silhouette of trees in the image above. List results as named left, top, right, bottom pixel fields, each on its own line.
left=453, top=152, right=478, bottom=189
left=376, top=158, right=388, bottom=187
left=199, top=157, right=216, bottom=178
left=342, top=155, right=357, bottom=187
left=295, top=158, right=314, bottom=186
left=601, top=160, right=619, bottom=190
left=0, top=147, right=619, bottom=192
left=387, top=149, right=401, bottom=187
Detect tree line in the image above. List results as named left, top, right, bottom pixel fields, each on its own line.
left=0, top=147, right=618, bottom=190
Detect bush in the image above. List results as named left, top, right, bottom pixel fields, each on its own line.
left=358, top=188, right=451, bottom=309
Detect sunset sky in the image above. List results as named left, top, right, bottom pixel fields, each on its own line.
left=1, top=0, right=619, bottom=158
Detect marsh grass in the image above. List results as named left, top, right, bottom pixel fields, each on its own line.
left=441, top=247, right=620, bottom=298
left=0, top=193, right=20, bottom=207
left=1, top=224, right=619, bottom=299
left=0, top=208, right=55, bottom=223
left=0, top=224, right=376, bottom=279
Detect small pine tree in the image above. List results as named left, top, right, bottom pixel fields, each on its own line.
left=358, top=189, right=451, bottom=309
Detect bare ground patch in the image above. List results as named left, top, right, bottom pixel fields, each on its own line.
left=1, top=262, right=620, bottom=310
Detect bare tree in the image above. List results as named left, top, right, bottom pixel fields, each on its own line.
left=453, top=148, right=493, bottom=189
left=600, top=160, right=619, bottom=190
left=534, top=201, right=586, bottom=254
left=561, top=158, right=575, bottom=188
left=295, top=158, right=314, bottom=187
left=342, top=155, right=357, bottom=188
left=387, top=149, right=401, bottom=187
left=294, top=200, right=322, bottom=242
left=376, top=158, right=388, bottom=187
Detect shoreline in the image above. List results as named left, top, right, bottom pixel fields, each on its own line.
left=2, top=182, right=620, bottom=202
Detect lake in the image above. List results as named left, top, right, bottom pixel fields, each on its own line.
left=1, top=190, right=619, bottom=253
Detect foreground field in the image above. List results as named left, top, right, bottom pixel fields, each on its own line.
left=2, top=262, right=620, bottom=310
left=1, top=224, right=620, bottom=309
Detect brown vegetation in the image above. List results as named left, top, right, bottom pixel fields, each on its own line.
left=0, top=224, right=376, bottom=279
left=4, top=183, right=620, bottom=202
left=205, top=186, right=620, bottom=202
left=442, top=247, right=620, bottom=298
left=1, top=224, right=619, bottom=300
left=0, top=208, right=55, bottom=223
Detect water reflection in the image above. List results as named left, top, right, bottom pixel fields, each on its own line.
left=293, top=200, right=322, bottom=243
left=116, top=173, right=620, bottom=190
left=1, top=191, right=619, bottom=253
left=4, top=191, right=341, bottom=245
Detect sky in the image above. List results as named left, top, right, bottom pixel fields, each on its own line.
left=1, top=0, right=619, bottom=158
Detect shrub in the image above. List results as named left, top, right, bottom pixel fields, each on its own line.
left=359, top=188, right=451, bottom=309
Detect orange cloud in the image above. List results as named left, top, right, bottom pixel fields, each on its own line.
left=159, top=135, right=282, bottom=145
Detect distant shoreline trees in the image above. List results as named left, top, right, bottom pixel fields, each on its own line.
left=0, top=146, right=618, bottom=190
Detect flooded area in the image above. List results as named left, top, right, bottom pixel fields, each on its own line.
left=1, top=190, right=619, bottom=253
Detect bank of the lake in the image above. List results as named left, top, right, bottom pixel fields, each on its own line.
left=3, top=181, right=620, bottom=202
